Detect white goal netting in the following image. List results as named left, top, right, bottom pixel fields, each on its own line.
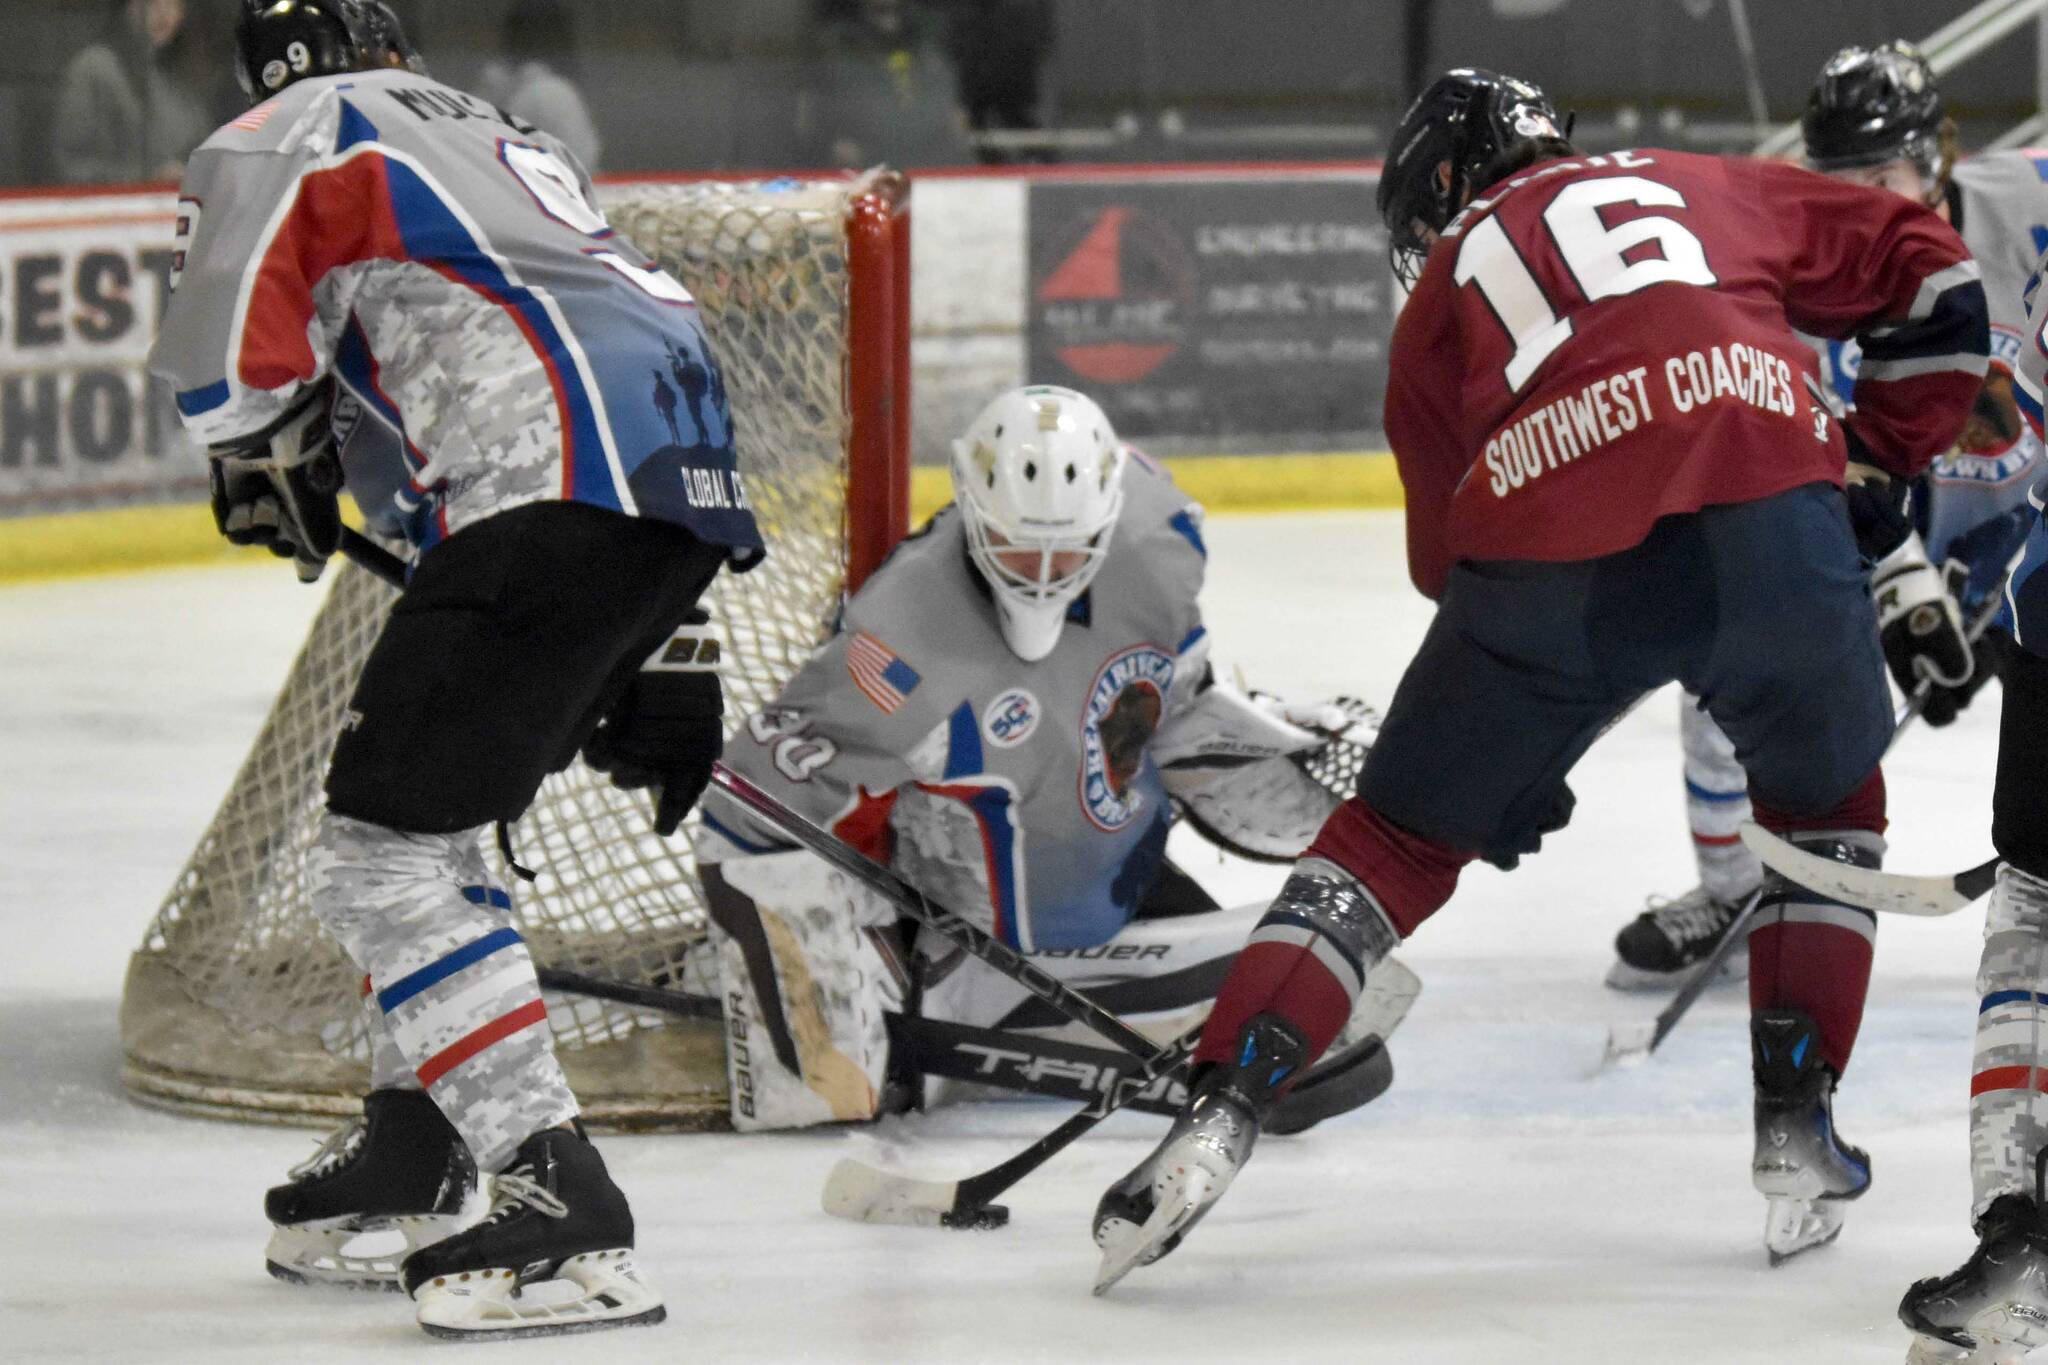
left=120, top=174, right=909, bottom=1131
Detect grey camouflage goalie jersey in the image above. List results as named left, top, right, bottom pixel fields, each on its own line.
left=148, top=69, right=761, bottom=561
left=702, top=452, right=1210, bottom=952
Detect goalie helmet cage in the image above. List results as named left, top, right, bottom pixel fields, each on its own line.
left=120, top=170, right=912, bottom=1132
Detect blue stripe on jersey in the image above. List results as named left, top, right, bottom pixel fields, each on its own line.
left=944, top=701, right=982, bottom=779
left=1684, top=778, right=1749, bottom=804
left=377, top=926, right=524, bottom=1012
left=176, top=380, right=231, bottom=416
left=335, top=99, right=380, bottom=152
left=377, top=156, right=619, bottom=513
left=1170, top=508, right=1207, bottom=559
left=1176, top=625, right=1207, bottom=656
left=700, top=808, right=789, bottom=856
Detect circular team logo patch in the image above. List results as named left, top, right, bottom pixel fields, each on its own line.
left=983, top=688, right=1040, bottom=748
left=1078, top=646, right=1175, bottom=831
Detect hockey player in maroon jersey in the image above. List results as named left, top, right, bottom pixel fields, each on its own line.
left=1092, top=68, right=1989, bottom=1292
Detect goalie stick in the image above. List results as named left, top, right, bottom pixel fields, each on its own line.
left=1738, top=824, right=1999, bottom=917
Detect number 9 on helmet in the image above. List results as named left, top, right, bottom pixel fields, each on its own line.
left=950, top=386, right=1127, bottom=662
left=235, top=0, right=421, bottom=103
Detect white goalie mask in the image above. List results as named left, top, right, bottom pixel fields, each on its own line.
left=951, top=386, right=1126, bottom=662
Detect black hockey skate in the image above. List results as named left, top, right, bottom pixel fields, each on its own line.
left=264, top=1087, right=476, bottom=1291
left=1901, top=1161, right=2048, bottom=1365
left=1092, top=1014, right=1307, bottom=1294
left=401, top=1124, right=663, bottom=1339
left=1751, top=1008, right=1870, bottom=1266
left=1606, top=885, right=1752, bottom=991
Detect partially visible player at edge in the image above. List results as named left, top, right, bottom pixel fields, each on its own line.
left=1896, top=231, right=2048, bottom=1365
left=1609, top=40, right=2047, bottom=993
left=1089, top=68, right=1988, bottom=1292
left=148, top=0, right=763, bottom=1339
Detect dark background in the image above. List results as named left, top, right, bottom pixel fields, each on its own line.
left=2, top=0, right=2042, bottom=186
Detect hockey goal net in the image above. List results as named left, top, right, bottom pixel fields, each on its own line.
left=120, top=171, right=912, bottom=1131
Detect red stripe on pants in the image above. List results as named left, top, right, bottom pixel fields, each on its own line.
left=417, top=998, right=549, bottom=1088
left=1972, top=1066, right=2048, bottom=1097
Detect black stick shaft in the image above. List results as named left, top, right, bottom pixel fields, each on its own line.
left=339, top=525, right=407, bottom=589
left=710, top=764, right=1166, bottom=1062
left=953, top=1029, right=1202, bottom=1212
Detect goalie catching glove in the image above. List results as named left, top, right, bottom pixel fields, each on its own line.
left=1872, top=531, right=1978, bottom=725
left=582, top=610, right=724, bottom=835
left=208, top=382, right=344, bottom=583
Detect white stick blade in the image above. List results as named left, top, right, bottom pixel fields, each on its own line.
left=1738, top=824, right=1971, bottom=917
left=822, top=1157, right=959, bottom=1226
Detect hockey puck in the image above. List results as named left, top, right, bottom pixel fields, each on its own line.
left=940, top=1203, right=1010, bottom=1230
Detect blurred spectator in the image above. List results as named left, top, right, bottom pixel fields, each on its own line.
left=53, top=0, right=213, bottom=184
left=813, top=0, right=969, bottom=168
left=942, top=0, right=1055, bottom=164
left=481, top=0, right=602, bottom=171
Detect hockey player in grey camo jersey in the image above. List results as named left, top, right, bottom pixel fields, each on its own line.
left=694, top=386, right=1415, bottom=1132
left=1609, top=40, right=2048, bottom=992
left=147, top=0, right=762, bottom=1340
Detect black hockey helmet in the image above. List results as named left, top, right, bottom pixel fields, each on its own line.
left=1802, top=41, right=1946, bottom=179
left=1377, top=68, right=1569, bottom=290
left=235, top=0, right=388, bottom=102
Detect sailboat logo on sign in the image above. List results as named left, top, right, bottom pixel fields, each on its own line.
left=1033, top=205, right=1193, bottom=385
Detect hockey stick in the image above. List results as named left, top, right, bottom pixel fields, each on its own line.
left=709, top=764, right=1167, bottom=1061
left=1598, top=884, right=1766, bottom=1070
left=1738, top=825, right=1999, bottom=917
left=1598, top=586, right=2008, bottom=1070
left=1889, top=585, right=2009, bottom=741
left=338, top=525, right=409, bottom=588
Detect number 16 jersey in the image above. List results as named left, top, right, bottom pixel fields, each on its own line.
left=149, top=69, right=762, bottom=562
left=1385, top=148, right=1987, bottom=599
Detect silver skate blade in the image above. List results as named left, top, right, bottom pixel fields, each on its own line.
left=1092, top=1165, right=1217, bottom=1296
left=413, top=1249, right=665, bottom=1339
left=1763, top=1195, right=1846, bottom=1266
left=264, top=1214, right=461, bottom=1292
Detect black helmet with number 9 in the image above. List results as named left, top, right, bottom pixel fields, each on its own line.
left=1802, top=41, right=1948, bottom=186
left=1377, top=69, right=1571, bottom=291
left=235, top=0, right=419, bottom=104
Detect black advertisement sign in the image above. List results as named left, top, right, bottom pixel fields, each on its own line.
left=1026, top=174, right=1390, bottom=450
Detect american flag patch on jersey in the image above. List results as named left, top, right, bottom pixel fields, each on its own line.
left=230, top=101, right=278, bottom=133
left=847, top=632, right=921, bottom=714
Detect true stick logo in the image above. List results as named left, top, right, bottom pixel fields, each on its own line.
left=983, top=688, right=1040, bottom=748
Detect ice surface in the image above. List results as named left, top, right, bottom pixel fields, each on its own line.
left=0, top=511, right=2015, bottom=1362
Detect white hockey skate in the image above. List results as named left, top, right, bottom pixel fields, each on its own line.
left=263, top=1088, right=475, bottom=1291
left=1752, top=1009, right=1870, bottom=1266
left=1092, top=1014, right=1303, bottom=1294
left=403, top=1126, right=664, bottom=1340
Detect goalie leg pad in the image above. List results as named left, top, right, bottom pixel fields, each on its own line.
left=309, top=812, right=576, bottom=1171
left=700, top=849, right=908, bottom=1131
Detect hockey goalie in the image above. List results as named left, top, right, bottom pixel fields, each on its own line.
left=694, top=385, right=1417, bottom=1131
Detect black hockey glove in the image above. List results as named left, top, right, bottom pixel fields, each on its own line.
left=582, top=611, right=724, bottom=836
left=1873, top=536, right=1975, bottom=725
left=1842, top=460, right=1913, bottom=564
left=208, top=383, right=344, bottom=584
